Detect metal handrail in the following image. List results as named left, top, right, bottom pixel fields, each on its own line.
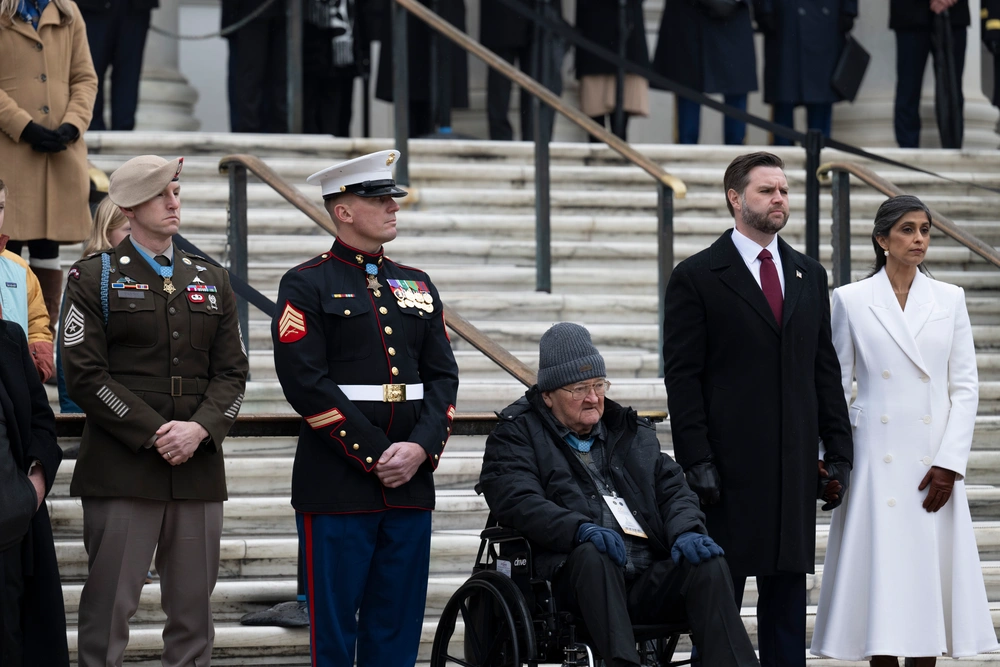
left=818, top=160, right=1000, bottom=286
left=218, top=153, right=539, bottom=388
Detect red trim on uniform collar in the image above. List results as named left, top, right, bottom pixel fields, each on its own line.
left=331, top=239, right=384, bottom=267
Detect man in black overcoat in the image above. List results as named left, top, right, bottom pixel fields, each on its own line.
left=0, top=320, right=68, bottom=666
left=662, top=152, right=853, bottom=667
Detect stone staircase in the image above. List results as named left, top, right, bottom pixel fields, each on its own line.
left=45, top=132, right=1000, bottom=664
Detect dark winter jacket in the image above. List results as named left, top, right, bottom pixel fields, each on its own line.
left=480, top=389, right=705, bottom=580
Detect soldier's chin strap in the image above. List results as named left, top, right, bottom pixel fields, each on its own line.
left=173, top=234, right=276, bottom=318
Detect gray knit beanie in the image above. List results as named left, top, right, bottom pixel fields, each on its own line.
left=537, top=323, right=606, bottom=392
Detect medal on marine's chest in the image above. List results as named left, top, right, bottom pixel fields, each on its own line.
left=162, top=278, right=176, bottom=294
left=365, top=263, right=382, bottom=291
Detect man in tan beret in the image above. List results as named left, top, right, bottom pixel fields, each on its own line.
left=62, top=155, right=249, bottom=667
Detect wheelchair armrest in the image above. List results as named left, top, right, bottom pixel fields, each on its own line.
left=480, top=525, right=523, bottom=541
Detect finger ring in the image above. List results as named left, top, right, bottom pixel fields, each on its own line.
left=167, top=451, right=172, bottom=459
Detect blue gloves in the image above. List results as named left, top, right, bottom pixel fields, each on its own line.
left=671, top=532, right=725, bottom=565
left=576, top=523, right=627, bottom=567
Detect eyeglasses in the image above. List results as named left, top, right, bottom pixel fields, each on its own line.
left=559, top=380, right=611, bottom=400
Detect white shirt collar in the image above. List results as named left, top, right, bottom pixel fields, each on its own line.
left=130, top=238, right=174, bottom=261
left=731, top=226, right=780, bottom=265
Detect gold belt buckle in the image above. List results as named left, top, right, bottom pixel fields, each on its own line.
left=383, top=383, right=406, bottom=402
left=171, top=376, right=183, bottom=397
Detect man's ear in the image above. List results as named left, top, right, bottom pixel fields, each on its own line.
left=541, top=391, right=554, bottom=409
left=119, top=206, right=136, bottom=220
left=727, top=188, right=741, bottom=214
left=333, top=200, right=353, bottom=227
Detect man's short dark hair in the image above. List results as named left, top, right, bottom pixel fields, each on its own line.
left=723, top=152, right=785, bottom=217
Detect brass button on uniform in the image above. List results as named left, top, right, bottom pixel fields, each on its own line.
left=172, top=331, right=180, bottom=339
left=882, top=370, right=891, bottom=379
left=366, top=456, right=373, bottom=464
left=353, top=444, right=360, bottom=450
left=388, top=347, right=396, bottom=356
left=384, top=326, right=393, bottom=335
left=356, top=255, right=364, bottom=264
left=391, top=367, right=399, bottom=376
left=344, top=309, right=351, bottom=316
left=340, top=430, right=347, bottom=437
left=379, top=307, right=388, bottom=315
left=373, top=290, right=381, bottom=297
left=434, top=454, right=439, bottom=460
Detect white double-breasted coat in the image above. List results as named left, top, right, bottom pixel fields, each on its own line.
left=811, top=268, right=998, bottom=659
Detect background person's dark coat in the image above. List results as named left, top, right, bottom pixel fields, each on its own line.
left=754, top=0, right=858, bottom=104
left=480, top=391, right=705, bottom=580
left=480, top=0, right=564, bottom=50
left=0, top=320, right=68, bottom=666
left=890, top=0, right=969, bottom=30
left=651, top=0, right=757, bottom=94
left=662, top=230, right=853, bottom=578
left=573, top=0, right=649, bottom=78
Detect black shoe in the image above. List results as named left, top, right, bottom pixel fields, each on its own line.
left=240, top=600, right=309, bottom=627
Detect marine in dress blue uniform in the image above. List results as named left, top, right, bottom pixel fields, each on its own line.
left=271, top=150, right=459, bottom=667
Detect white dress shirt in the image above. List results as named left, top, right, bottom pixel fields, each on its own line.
left=730, top=227, right=785, bottom=297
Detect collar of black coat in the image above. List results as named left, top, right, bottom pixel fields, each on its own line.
left=331, top=238, right=384, bottom=269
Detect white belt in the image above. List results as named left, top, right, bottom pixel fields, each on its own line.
left=340, top=383, right=424, bottom=403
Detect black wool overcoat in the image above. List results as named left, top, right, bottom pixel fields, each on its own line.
left=662, top=230, right=853, bottom=578
left=573, top=0, right=650, bottom=78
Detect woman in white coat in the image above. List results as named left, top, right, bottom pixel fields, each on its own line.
left=811, top=195, right=998, bottom=665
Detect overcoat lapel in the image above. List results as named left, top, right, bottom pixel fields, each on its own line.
left=777, top=237, right=807, bottom=328
left=903, top=270, right=934, bottom=339
left=868, top=268, right=930, bottom=375
left=711, top=230, right=781, bottom=335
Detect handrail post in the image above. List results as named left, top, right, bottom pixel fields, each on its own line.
left=285, top=0, right=303, bottom=133
left=392, top=0, right=410, bottom=184
left=657, top=181, right=674, bottom=376
left=533, top=0, right=551, bottom=293
left=831, top=169, right=852, bottom=287
left=804, top=129, right=823, bottom=260
left=227, top=163, right=251, bottom=361
left=613, top=0, right=627, bottom=138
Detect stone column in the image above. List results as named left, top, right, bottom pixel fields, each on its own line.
left=832, top=0, right=997, bottom=148
left=136, top=0, right=200, bottom=131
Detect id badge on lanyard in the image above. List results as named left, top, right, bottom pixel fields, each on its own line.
left=602, top=494, right=647, bottom=538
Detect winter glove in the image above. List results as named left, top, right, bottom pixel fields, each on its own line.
left=818, top=458, right=851, bottom=511
left=576, top=523, right=627, bottom=567
left=28, top=341, right=54, bottom=384
left=19, top=121, right=66, bottom=153
left=838, top=12, right=855, bottom=33
left=755, top=12, right=776, bottom=34
left=919, top=465, right=956, bottom=512
left=671, top=531, right=725, bottom=565
left=55, top=122, right=79, bottom=144
left=685, top=459, right=722, bottom=506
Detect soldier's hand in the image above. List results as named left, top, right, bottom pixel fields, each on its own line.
left=375, top=441, right=426, bottom=488
left=155, top=421, right=209, bottom=466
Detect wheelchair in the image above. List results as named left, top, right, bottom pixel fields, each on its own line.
left=430, top=515, right=694, bottom=667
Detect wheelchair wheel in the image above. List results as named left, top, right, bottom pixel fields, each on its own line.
left=430, top=570, right=535, bottom=667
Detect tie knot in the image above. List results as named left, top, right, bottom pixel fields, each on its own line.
left=758, top=249, right=773, bottom=261
left=154, top=255, right=170, bottom=267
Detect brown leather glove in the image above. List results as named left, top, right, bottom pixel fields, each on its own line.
left=919, top=466, right=956, bottom=512
left=29, top=340, right=54, bottom=384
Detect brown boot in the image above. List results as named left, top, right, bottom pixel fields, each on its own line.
left=32, top=267, right=64, bottom=340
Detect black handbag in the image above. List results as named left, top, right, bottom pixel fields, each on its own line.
left=831, top=35, right=871, bottom=102
left=697, top=0, right=742, bottom=20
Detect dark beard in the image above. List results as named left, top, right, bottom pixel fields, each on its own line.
left=741, top=194, right=789, bottom=235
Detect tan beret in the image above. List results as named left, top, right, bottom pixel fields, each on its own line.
left=108, top=155, right=184, bottom=207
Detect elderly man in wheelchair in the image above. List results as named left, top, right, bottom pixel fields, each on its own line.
left=475, top=323, right=759, bottom=667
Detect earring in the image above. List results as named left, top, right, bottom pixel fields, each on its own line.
left=883, top=249, right=888, bottom=256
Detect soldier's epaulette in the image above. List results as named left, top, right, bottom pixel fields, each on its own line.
left=296, top=252, right=335, bottom=272
left=180, top=250, right=215, bottom=264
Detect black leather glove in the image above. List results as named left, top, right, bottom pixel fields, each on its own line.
left=685, top=460, right=722, bottom=506
left=818, top=458, right=851, bottom=511
left=19, top=121, right=66, bottom=153
left=55, top=122, right=79, bottom=144
left=755, top=12, right=776, bottom=34
left=838, top=12, right=855, bottom=33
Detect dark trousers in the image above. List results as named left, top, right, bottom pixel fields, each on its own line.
left=226, top=16, right=287, bottom=133
left=771, top=103, right=833, bottom=145
left=590, top=113, right=630, bottom=141
left=487, top=44, right=534, bottom=140
left=82, top=2, right=151, bottom=131
left=0, top=544, right=23, bottom=665
left=3, top=239, right=60, bottom=260
left=893, top=27, right=967, bottom=148
left=298, top=509, right=432, bottom=667
left=303, top=72, right=355, bottom=136
left=552, top=543, right=758, bottom=667
left=677, top=94, right=748, bottom=145
left=733, top=572, right=806, bottom=667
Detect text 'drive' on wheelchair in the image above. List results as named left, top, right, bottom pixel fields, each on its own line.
left=429, top=512, right=694, bottom=667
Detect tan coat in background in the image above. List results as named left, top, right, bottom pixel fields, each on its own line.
left=0, top=0, right=97, bottom=242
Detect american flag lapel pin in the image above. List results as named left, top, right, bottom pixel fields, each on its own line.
left=795, top=270, right=802, bottom=279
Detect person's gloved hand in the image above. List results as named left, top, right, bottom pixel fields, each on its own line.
left=818, top=458, right=851, bottom=511
left=55, top=122, right=79, bottom=144
left=755, top=12, right=776, bottom=34
left=29, top=340, right=54, bottom=384
left=671, top=531, right=725, bottom=565
left=19, top=121, right=66, bottom=153
left=685, top=459, right=722, bottom=506
left=576, top=523, right=627, bottom=567
left=838, top=12, right=855, bottom=33
left=919, top=465, right=957, bottom=512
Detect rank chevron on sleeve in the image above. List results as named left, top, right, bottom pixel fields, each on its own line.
left=278, top=301, right=307, bottom=343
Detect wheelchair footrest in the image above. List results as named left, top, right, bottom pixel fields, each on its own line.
left=563, top=641, right=595, bottom=667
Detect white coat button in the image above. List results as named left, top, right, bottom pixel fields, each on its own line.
left=922, top=456, right=932, bottom=465
left=920, top=375, right=930, bottom=383
left=923, top=415, right=932, bottom=424
left=881, top=415, right=890, bottom=424
left=882, top=370, right=891, bottom=379
left=888, top=498, right=897, bottom=507
left=884, top=454, right=893, bottom=463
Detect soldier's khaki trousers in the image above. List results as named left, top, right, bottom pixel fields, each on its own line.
left=76, top=497, right=223, bottom=667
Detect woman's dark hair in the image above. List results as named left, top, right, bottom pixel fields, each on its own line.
left=866, top=195, right=933, bottom=278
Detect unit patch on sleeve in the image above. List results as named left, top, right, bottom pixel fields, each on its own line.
left=278, top=301, right=307, bottom=343
left=63, top=303, right=86, bottom=347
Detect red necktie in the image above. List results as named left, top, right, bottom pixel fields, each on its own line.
left=758, top=249, right=783, bottom=327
